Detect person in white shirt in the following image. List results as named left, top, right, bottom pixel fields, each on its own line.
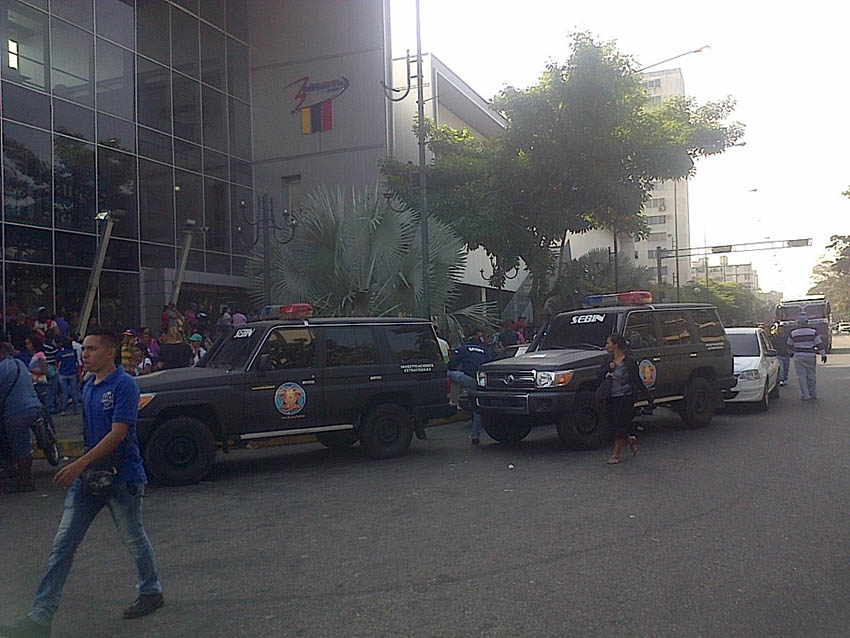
left=189, top=333, right=207, bottom=366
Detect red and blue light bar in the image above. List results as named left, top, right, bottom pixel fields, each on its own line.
left=583, top=291, right=653, bottom=308
left=260, top=303, right=314, bottom=319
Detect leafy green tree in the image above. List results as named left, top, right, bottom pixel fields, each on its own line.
left=383, top=33, right=744, bottom=325
left=808, top=235, right=850, bottom=319
left=547, top=248, right=651, bottom=312
left=657, top=280, right=771, bottom=326
left=244, top=186, right=498, bottom=343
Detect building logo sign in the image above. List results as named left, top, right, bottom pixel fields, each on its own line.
left=284, top=75, right=350, bottom=135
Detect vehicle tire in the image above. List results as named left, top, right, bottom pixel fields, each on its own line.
left=359, top=404, right=413, bottom=459
left=556, top=390, right=614, bottom=450
left=680, top=376, right=717, bottom=428
left=315, top=430, right=358, bottom=448
left=757, top=381, right=770, bottom=412
left=768, top=377, right=780, bottom=400
left=482, top=416, right=532, bottom=443
left=144, top=417, right=216, bottom=486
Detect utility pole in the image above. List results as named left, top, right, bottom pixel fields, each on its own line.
left=78, top=210, right=124, bottom=338
left=415, top=0, right=430, bottom=320
left=170, top=219, right=200, bottom=306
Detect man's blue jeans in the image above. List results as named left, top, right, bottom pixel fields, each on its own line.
left=447, top=370, right=482, bottom=439
left=58, top=375, right=81, bottom=413
left=28, top=479, right=162, bottom=626
left=778, top=356, right=790, bottom=383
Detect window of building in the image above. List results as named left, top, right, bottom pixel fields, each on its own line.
left=5, top=263, right=52, bottom=315
left=54, top=135, right=96, bottom=232
left=141, top=242, right=175, bottom=269
left=54, top=99, right=95, bottom=141
left=624, top=312, right=659, bottom=350
left=104, top=237, right=139, bottom=271
left=100, top=270, right=140, bottom=329
left=137, top=0, right=170, bottom=65
left=226, top=38, right=249, bottom=102
left=226, top=0, right=249, bottom=42
left=171, top=7, right=199, bottom=78
left=97, top=147, right=137, bottom=238
left=1, top=80, right=51, bottom=129
left=648, top=250, right=656, bottom=260
left=139, top=158, right=175, bottom=244
left=648, top=231, right=667, bottom=242
left=54, top=231, right=95, bottom=267
left=282, top=175, right=302, bottom=212
left=648, top=95, right=663, bottom=107
left=228, top=96, right=251, bottom=159
left=174, top=138, right=201, bottom=171
left=230, top=184, right=252, bottom=249
left=199, top=0, right=225, bottom=28
left=138, top=126, right=173, bottom=164
left=55, top=266, right=89, bottom=318
left=96, top=0, right=135, bottom=50
left=385, top=324, right=442, bottom=365
left=175, top=170, right=202, bottom=244
left=643, top=78, right=661, bottom=89
left=204, top=148, right=228, bottom=180
left=173, top=0, right=198, bottom=13
left=97, top=112, right=135, bottom=152
left=202, top=85, right=227, bottom=151
left=691, top=309, right=725, bottom=344
left=205, top=251, right=228, bottom=274
left=658, top=311, right=692, bottom=346
left=1, top=2, right=49, bottom=91
left=96, top=38, right=135, bottom=120
left=51, top=18, right=95, bottom=107
left=230, top=157, right=252, bottom=187
left=204, top=178, right=229, bottom=253
left=172, top=73, right=201, bottom=143
left=53, top=0, right=93, bottom=31
left=137, top=56, right=171, bottom=132
left=3, top=121, right=52, bottom=227
left=5, top=224, right=52, bottom=263
left=200, top=23, right=226, bottom=90
left=646, top=215, right=667, bottom=225
left=324, top=326, right=378, bottom=367
left=647, top=197, right=666, bottom=210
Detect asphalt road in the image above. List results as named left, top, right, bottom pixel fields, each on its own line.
left=4, top=337, right=850, bottom=637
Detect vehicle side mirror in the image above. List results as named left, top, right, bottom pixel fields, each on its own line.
left=258, top=353, right=272, bottom=372
left=766, top=349, right=777, bottom=357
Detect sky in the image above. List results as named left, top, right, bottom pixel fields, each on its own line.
left=389, top=0, right=850, bottom=298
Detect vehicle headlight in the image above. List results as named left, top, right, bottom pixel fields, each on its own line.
left=739, top=370, right=761, bottom=381
left=476, top=371, right=487, bottom=387
left=535, top=370, right=574, bottom=388
left=138, top=393, right=157, bottom=411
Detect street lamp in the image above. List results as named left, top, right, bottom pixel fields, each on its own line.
left=78, top=209, right=125, bottom=337
left=170, top=219, right=208, bottom=306
left=637, top=46, right=710, bottom=73
left=237, top=194, right=298, bottom=307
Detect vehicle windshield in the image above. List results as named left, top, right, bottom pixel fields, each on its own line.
left=538, top=312, right=618, bottom=350
left=727, top=333, right=760, bottom=357
left=778, top=303, right=826, bottom=321
left=204, top=326, right=265, bottom=370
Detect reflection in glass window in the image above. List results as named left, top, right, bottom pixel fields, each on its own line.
left=97, top=112, right=135, bottom=153
left=141, top=242, right=175, bottom=269
left=174, top=138, right=201, bottom=171
left=230, top=184, right=252, bottom=248
left=171, top=7, right=199, bottom=78
left=54, top=99, right=94, bottom=141
left=139, top=158, right=175, bottom=244
left=691, top=309, right=726, bottom=344
left=200, top=23, right=225, bottom=90
left=230, top=157, right=252, bottom=187
left=658, top=312, right=692, bottom=346
left=52, top=0, right=93, bottom=31
left=54, top=231, right=96, bottom=267
left=55, top=266, right=89, bottom=319
left=3, top=121, right=52, bottom=227
left=175, top=169, right=202, bottom=235
left=385, top=325, right=441, bottom=364
left=203, top=148, right=228, bottom=180
left=96, top=0, right=135, bottom=49
left=100, top=270, right=140, bottom=329
left=226, top=0, right=249, bottom=42
left=137, top=56, right=171, bottom=132
left=137, top=0, right=170, bottom=65
left=104, top=238, right=139, bottom=271
left=1, top=80, right=51, bottom=129
left=96, top=38, right=135, bottom=120
left=97, top=147, right=137, bottom=238
left=199, top=0, right=224, bottom=27
left=172, top=74, right=201, bottom=142
left=173, top=0, right=198, bottom=13
left=5, top=224, right=52, bottom=263
left=624, top=312, right=659, bottom=349
left=5, top=263, right=52, bottom=316
left=202, top=85, right=227, bottom=152
left=259, top=327, right=316, bottom=370
left=226, top=38, right=249, bottom=101
left=204, top=178, right=229, bottom=252
left=54, top=136, right=96, bottom=232
left=324, top=327, right=378, bottom=367
left=138, top=126, right=172, bottom=164
left=228, top=96, right=251, bottom=159
left=206, top=251, right=229, bottom=274
left=51, top=18, right=94, bottom=107
left=1, top=2, right=49, bottom=91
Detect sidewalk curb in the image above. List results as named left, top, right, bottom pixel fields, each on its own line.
left=43, top=410, right=472, bottom=460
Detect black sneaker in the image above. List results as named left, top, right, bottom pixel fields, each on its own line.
left=123, top=593, right=164, bottom=620
left=0, top=617, right=51, bottom=638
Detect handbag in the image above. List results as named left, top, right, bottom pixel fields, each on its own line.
left=594, top=377, right=611, bottom=404
left=79, top=401, right=122, bottom=498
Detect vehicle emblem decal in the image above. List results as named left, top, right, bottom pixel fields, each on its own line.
left=274, top=382, right=307, bottom=416
left=504, top=374, right=515, bottom=385
left=638, top=359, right=657, bottom=388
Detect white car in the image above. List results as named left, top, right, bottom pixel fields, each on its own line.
left=724, top=327, right=781, bottom=410
left=839, top=322, right=850, bottom=334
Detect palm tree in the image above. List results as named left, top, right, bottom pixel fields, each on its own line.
left=245, top=186, right=497, bottom=342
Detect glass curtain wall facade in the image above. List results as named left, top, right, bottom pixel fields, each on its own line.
left=0, top=0, right=252, bottom=329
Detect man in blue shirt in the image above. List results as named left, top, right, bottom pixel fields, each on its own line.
left=2, top=327, right=164, bottom=638
left=448, top=332, right=492, bottom=444
left=0, top=342, right=43, bottom=493
left=55, top=339, right=80, bottom=415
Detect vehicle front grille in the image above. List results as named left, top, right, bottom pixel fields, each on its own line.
left=486, top=371, right=536, bottom=389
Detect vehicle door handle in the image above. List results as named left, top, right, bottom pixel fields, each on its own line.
left=370, top=375, right=383, bottom=381
left=689, top=353, right=699, bottom=358
left=302, top=379, right=316, bottom=385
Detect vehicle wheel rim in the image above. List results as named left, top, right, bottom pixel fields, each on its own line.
left=574, top=407, right=598, bottom=435
left=694, top=389, right=710, bottom=415
left=376, top=418, right=400, bottom=445
left=164, top=436, right=198, bottom=467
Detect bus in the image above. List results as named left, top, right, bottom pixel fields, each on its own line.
left=775, top=295, right=832, bottom=353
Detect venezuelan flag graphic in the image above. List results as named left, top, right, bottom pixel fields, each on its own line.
left=300, top=100, right=333, bottom=134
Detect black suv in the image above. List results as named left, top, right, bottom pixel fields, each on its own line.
left=473, top=303, right=734, bottom=448
left=136, top=318, right=454, bottom=485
